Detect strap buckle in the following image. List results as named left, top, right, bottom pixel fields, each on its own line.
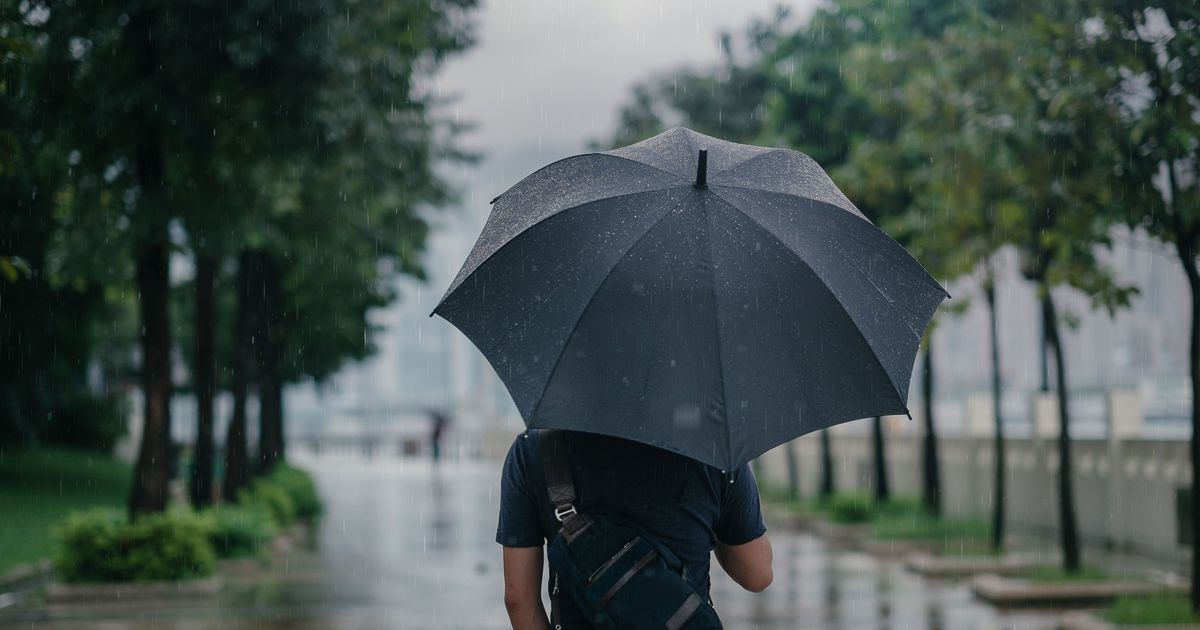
left=554, top=505, right=577, bottom=522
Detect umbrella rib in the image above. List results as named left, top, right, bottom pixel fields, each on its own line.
left=711, top=183, right=866, bottom=224
left=707, top=147, right=787, bottom=178
left=709, top=193, right=911, bottom=412
left=699, top=195, right=735, bottom=470
left=525, top=199, right=686, bottom=426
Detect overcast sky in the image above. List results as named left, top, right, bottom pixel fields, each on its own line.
left=427, top=0, right=813, bottom=287
left=437, top=0, right=804, bottom=157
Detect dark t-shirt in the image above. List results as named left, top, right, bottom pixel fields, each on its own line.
left=496, top=429, right=766, bottom=626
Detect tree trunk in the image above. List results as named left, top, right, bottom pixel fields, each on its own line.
left=1039, top=314, right=1051, bottom=392
left=189, top=254, right=218, bottom=508
left=129, top=238, right=172, bottom=516
left=223, top=251, right=255, bottom=501
left=819, top=430, right=834, bottom=501
left=257, top=253, right=285, bottom=474
left=1175, top=238, right=1200, bottom=612
left=1043, top=291, right=1080, bottom=572
left=921, top=339, right=941, bottom=517
left=986, top=277, right=1006, bottom=552
left=785, top=439, right=800, bottom=502
left=872, top=416, right=889, bottom=503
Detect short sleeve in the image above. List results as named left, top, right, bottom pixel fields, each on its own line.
left=713, top=463, right=767, bottom=546
left=496, top=436, right=545, bottom=548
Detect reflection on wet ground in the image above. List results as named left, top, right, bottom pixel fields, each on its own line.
left=0, top=455, right=1060, bottom=629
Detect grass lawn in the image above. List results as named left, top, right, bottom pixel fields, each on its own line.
left=871, top=510, right=989, bottom=538
left=1024, top=565, right=1109, bottom=582
left=0, top=447, right=130, bottom=575
left=1104, top=594, right=1200, bottom=626
left=762, top=488, right=996, bottom=552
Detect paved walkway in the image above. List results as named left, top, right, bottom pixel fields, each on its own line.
left=0, top=455, right=1061, bottom=629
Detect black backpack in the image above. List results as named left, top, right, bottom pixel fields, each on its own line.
left=539, top=429, right=723, bottom=630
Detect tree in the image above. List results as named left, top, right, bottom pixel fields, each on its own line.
left=245, top=0, right=476, bottom=476
left=763, top=0, right=985, bottom=511
left=31, top=3, right=198, bottom=514
left=0, top=6, right=130, bottom=451
left=910, top=6, right=1136, bottom=570
left=1085, top=0, right=1200, bottom=607
left=27, top=0, right=475, bottom=511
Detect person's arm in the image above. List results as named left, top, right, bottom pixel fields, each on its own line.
left=715, top=534, right=773, bottom=592
left=713, top=464, right=773, bottom=592
left=502, top=546, right=550, bottom=630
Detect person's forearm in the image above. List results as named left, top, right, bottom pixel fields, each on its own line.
left=504, top=599, right=549, bottom=630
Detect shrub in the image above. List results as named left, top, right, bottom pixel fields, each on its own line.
left=55, top=508, right=215, bottom=583
left=828, top=493, right=873, bottom=524
left=238, top=478, right=296, bottom=527
left=53, top=509, right=126, bottom=582
left=267, top=465, right=322, bottom=520
left=202, top=506, right=277, bottom=558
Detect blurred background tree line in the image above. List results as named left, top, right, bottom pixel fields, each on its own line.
left=0, top=0, right=476, bottom=513
left=2, top=0, right=1198, bottom=607
left=599, top=0, right=1198, bottom=597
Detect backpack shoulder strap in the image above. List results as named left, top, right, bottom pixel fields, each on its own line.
left=539, top=429, right=589, bottom=540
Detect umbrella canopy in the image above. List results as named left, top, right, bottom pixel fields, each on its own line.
left=433, top=127, right=948, bottom=470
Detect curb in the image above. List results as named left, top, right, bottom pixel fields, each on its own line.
left=45, top=577, right=223, bottom=605
left=0, top=559, right=54, bottom=592
left=972, top=573, right=1187, bottom=608
left=905, top=552, right=1051, bottom=578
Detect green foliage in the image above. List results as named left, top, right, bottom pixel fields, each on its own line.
left=267, top=464, right=322, bottom=520
left=828, top=493, right=874, bottom=524
left=238, top=478, right=296, bottom=528
left=54, top=508, right=215, bottom=583
left=0, top=447, right=130, bottom=574
left=1105, top=594, right=1200, bottom=626
left=201, top=506, right=277, bottom=559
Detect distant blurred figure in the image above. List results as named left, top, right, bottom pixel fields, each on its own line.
left=429, top=410, right=450, bottom=462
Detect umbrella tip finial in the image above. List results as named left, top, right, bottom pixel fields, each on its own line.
left=694, top=149, right=708, bottom=189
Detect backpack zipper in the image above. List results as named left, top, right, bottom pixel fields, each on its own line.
left=586, top=537, right=640, bottom=585
left=600, top=549, right=658, bottom=607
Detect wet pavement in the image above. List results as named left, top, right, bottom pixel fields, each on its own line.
left=0, top=454, right=1062, bottom=629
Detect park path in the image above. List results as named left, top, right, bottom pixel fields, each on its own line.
left=0, top=454, right=1060, bottom=629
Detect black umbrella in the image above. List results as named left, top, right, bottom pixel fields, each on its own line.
left=433, top=127, right=948, bottom=470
